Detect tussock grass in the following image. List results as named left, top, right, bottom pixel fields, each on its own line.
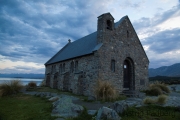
left=145, top=81, right=170, bottom=96
left=143, top=97, right=156, bottom=104
left=150, top=81, right=170, bottom=93
left=143, top=95, right=168, bottom=105
left=94, top=79, right=119, bottom=101
left=157, top=94, right=167, bottom=104
left=27, top=81, right=37, bottom=88
left=0, top=80, right=23, bottom=97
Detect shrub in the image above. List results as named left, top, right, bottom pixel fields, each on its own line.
left=157, top=94, right=167, bottom=104
left=146, top=87, right=163, bottom=96
left=150, top=82, right=170, bottom=93
left=94, top=79, right=119, bottom=101
left=0, top=80, right=23, bottom=96
left=143, top=97, right=156, bottom=104
left=27, top=81, right=37, bottom=88
left=145, top=81, right=170, bottom=96
left=143, top=95, right=168, bottom=105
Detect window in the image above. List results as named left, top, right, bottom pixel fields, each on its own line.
left=63, top=63, right=65, bottom=72
left=111, top=60, right=115, bottom=72
left=127, top=30, right=129, bottom=38
left=51, top=65, right=56, bottom=73
left=107, top=20, right=112, bottom=30
left=59, top=64, right=62, bottom=74
left=70, top=61, right=74, bottom=73
left=124, top=65, right=127, bottom=69
left=75, top=61, right=78, bottom=72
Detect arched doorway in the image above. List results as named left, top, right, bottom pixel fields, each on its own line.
left=123, top=57, right=135, bottom=90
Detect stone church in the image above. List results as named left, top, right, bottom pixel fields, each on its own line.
left=44, top=13, right=149, bottom=96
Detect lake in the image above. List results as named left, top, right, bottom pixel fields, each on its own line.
left=0, top=78, right=43, bottom=86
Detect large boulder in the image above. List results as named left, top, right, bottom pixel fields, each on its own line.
left=110, top=101, right=128, bottom=114
left=51, top=96, right=83, bottom=118
left=96, top=106, right=121, bottom=120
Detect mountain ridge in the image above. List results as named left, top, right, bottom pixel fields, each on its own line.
left=149, top=63, right=180, bottom=77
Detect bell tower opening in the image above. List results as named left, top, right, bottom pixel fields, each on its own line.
left=106, top=20, right=112, bottom=30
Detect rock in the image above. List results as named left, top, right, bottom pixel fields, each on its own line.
left=88, top=110, right=97, bottom=115
left=96, top=106, right=121, bottom=120
left=48, top=96, right=59, bottom=102
left=51, top=96, right=84, bottom=118
left=110, top=101, right=128, bottom=114
left=88, top=96, right=96, bottom=101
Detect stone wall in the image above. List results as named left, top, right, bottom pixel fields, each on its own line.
left=45, top=13, right=149, bottom=96
left=45, top=54, right=99, bottom=96
left=96, top=13, right=149, bottom=92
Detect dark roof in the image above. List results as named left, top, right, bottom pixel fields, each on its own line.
left=45, top=16, right=127, bottom=65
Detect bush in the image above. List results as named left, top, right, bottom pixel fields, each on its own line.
left=145, top=81, right=170, bottom=96
left=94, top=80, right=119, bottom=101
left=143, top=95, right=168, bottom=105
left=157, top=94, right=167, bottom=104
left=150, top=82, right=170, bottom=93
left=0, top=80, right=23, bottom=97
left=146, top=87, right=163, bottom=96
left=143, top=97, right=156, bottom=104
left=27, top=81, right=37, bottom=88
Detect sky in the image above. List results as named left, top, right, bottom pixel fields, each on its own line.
left=0, top=0, right=180, bottom=74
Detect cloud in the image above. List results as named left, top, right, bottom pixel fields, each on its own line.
left=0, top=0, right=179, bottom=72
left=143, top=28, right=180, bottom=54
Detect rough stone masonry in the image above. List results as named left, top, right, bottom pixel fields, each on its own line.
left=44, top=13, right=149, bottom=96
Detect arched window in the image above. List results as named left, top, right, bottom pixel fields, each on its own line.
left=75, top=61, right=78, bottom=72
left=70, top=61, right=74, bottom=73
left=107, top=20, right=112, bottom=30
left=111, top=60, right=115, bottom=72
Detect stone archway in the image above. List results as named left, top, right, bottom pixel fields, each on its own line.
left=123, top=57, right=135, bottom=90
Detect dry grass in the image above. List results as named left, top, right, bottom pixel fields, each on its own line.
left=145, top=81, right=170, bottom=96
left=27, top=81, right=37, bottom=88
left=94, top=79, right=119, bottom=101
left=0, top=80, right=23, bottom=97
left=157, top=94, right=168, bottom=104
left=143, top=95, right=168, bottom=105
left=143, top=97, right=156, bottom=104
left=150, top=81, right=170, bottom=93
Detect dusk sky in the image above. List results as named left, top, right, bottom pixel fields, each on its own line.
left=0, top=0, right=180, bottom=74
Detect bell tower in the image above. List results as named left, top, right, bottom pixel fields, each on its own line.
left=97, top=13, right=115, bottom=44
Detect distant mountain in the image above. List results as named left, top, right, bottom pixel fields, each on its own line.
left=0, top=73, right=44, bottom=79
left=149, top=63, right=180, bottom=77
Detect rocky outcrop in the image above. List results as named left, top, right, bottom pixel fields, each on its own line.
left=51, top=96, right=83, bottom=118
left=96, top=106, right=121, bottom=120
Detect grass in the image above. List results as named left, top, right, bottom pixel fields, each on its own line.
left=0, top=80, right=23, bottom=97
left=121, top=105, right=180, bottom=120
left=145, top=81, right=170, bottom=96
left=94, top=79, right=119, bottom=101
left=143, top=95, right=168, bottom=105
left=27, top=81, right=37, bottom=88
left=0, top=94, right=57, bottom=120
